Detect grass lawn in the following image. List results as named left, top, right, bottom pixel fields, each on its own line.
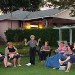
left=0, top=46, right=75, bottom=75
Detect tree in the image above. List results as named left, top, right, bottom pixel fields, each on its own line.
left=0, top=0, right=19, bottom=13
left=47, top=0, right=75, bottom=16
left=0, top=0, right=44, bottom=13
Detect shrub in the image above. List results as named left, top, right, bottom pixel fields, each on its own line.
left=5, top=28, right=70, bottom=47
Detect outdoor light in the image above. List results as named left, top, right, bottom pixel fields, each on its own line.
left=30, top=25, right=38, bottom=28
left=38, top=24, right=43, bottom=29
left=25, top=23, right=31, bottom=29
left=38, top=22, right=43, bottom=29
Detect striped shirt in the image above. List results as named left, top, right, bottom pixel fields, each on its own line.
left=57, top=46, right=67, bottom=53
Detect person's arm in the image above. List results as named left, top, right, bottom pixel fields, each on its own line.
left=0, top=54, right=2, bottom=57
left=24, top=39, right=28, bottom=46
left=13, top=46, right=18, bottom=54
left=37, top=39, right=40, bottom=46
left=43, top=46, right=51, bottom=51
left=5, top=47, right=9, bottom=57
left=40, top=46, right=43, bottom=51
left=35, top=40, right=39, bottom=46
left=61, top=56, right=70, bottom=64
left=55, top=47, right=60, bottom=52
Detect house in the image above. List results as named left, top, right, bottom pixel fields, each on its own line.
left=0, top=8, right=75, bottom=41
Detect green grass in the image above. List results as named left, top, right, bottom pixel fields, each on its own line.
left=0, top=46, right=75, bottom=75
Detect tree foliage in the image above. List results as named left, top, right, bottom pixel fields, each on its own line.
left=0, top=0, right=43, bottom=13
left=48, top=0, right=75, bottom=16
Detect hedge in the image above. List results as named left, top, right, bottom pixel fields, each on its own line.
left=5, top=28, right=75, bottom=47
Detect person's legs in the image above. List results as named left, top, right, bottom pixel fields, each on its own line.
left=17, top=57, right=21, bottom=66
left=15, top=55, right=21, bottom=66
left=13, top=58, right=16, bottom=67
left=44, top=52, right=48, bottom=60
left=3, top=57, right=7, bottom=67
left=65, top=62, right=72, bottom=72
left=39, top=51, right=43, bottom=61
left=30, top=48, right=33, bottom=64
left=32, top=49, right=36, bottom=64
left=0, top=56, right=7, bottom=67
left=30, top=47, right=36, bottom=65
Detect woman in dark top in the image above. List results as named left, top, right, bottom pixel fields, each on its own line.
left=25, top=35, right=39, bottom=66
left=5, top=42, right=21, bottom=67
left=39, top=41, right=51, bottom=62
left=61, top=43, right=75, bottom=72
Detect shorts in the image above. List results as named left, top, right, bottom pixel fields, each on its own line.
left=8, top=54, right=20, bottom=60
left=69, top=55, right=75, bottom=63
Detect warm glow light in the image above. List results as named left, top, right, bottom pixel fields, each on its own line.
left=38, top=22, right=43, bottom=29
left=39, top=24, right=43, bottom=29
left=25, top=23, right=31, bottom=29
left=31, top=25, right=38, bottom=28
left=25, top=22, right=43, bottom=29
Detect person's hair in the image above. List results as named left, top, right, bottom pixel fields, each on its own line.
left=30, top=35, right=35, bottom=39
left=68, top=45, right=73, bottom=50
left=45, top=41, right=49, bottom=45
left=72, top=49, right=75, bottom=53
left=7, top=42, right=13, bottom=46
left=60, top=41, right=64, bottom=44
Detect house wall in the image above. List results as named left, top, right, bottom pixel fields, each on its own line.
left=0, top=20, right=18, bottom=41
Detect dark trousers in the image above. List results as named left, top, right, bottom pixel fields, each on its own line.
left=30, top=47, right=36, bottom=65
left=39, top=51, right=48, bottom=61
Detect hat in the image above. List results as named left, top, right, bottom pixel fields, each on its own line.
left=30, top=35, right=35, bottom=39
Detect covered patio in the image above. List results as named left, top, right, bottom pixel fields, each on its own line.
left=53, top=18, right=75, bottom=45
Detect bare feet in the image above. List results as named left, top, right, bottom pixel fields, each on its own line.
left=65, top=70, right=69, bottom=72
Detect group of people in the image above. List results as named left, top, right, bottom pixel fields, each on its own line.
left=46, top=41, right=75, bottom=72
left=0, top=35, right=75, bottom=73
left=0, top=35, right=51, bottom=67
left=24, top=35, right=51, bottom=66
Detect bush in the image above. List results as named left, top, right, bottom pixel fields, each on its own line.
left=14, top=42, right=29, bottom=56
left=5, top=28, right=70, bottom=47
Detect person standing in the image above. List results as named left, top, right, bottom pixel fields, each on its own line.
left=25, top=35, right=39, bottom=66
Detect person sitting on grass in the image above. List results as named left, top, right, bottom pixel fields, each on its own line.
left=5, top=42, right=21, bottom=67
left=0, top=52, right=7, bottom=67
left=46, top=41, right=67, bottom=69
left=61, top=43, right=75, bottom=72
left=39, top=41, right=51, bottom=62
left=55, top=41, right=67, bottom=54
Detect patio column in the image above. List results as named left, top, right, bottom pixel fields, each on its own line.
left=59, top=28, right=62, bottom=41
left=69, top=28, right=72, bottom=45
left=45, top=19, right=48, bottom=27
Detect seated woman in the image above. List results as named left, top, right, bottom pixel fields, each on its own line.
left=55, top=41, right=67, bottom=54
left=5, top=42, right=21, bottom=67
left=61, top=43, right=75, bottom=72
left=46, top=41, right=67, bottom=69
left=39, top=41, right=51, bottom=62
left=61, top=50, right=75, bottom=72
left=0, top=52, right=7, bottom=67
